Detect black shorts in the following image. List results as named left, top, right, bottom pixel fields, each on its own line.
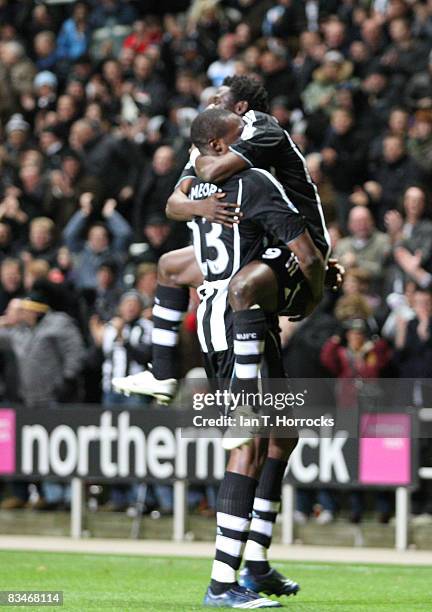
left=203, top=316, right=285, bottom=383
left=203, top=322, right=291, bottom=418
left=259, top=245, right=312, bottom=319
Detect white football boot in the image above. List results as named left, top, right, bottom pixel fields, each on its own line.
left=112, top=370, right=178, bottom=404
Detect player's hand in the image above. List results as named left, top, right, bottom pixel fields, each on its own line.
left=201, top=193, right=243, bottom=228
left=325, top=259, right=345, bottom=291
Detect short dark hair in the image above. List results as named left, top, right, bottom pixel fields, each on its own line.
left=190, top=108, right=236, bottom=153
left=223, top=75, right=269, bottom=113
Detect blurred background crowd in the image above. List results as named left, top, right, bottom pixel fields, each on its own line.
left=0, top=0, right=432, bottom=524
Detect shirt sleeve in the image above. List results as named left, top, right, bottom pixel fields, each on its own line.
left=242, top=170, right=306, bottom=245
left=174, top=162, right=197, bottom=189
left=229, top=111, right=284, bottom=168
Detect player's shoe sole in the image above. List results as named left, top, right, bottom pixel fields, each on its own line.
left=239, top=567, right=300, bottom=597
left=112, top=370, right=178, bottom=404
left=203, top=584, right=281, bottom=608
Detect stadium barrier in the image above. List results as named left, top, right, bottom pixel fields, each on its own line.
left=0, top=398, right=424, bottom=550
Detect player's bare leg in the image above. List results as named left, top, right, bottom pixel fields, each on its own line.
left=157, top=245, right=204, bottom=289
left=229, top=262, right=280, bottom=313
left=112, top=247, right=203, bottom=401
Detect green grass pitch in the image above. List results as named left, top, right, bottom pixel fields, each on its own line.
left=1, top=550, right=431, bottom=611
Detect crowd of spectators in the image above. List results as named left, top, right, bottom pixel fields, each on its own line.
left=0, top=0, right=432, bottom=520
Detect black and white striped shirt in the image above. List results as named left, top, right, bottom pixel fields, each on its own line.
left=188, top=168, right=306, bottom=354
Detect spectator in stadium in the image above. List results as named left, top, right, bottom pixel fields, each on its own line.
left=294, top=30, right=327, bottom=91
left=333, top=293, right=374, bottom=327
left=91, top=290, right=153, bottom=407
left=43, top=149, right=102, bottom=230
left=321, top=318, right=393, bottom=522
left=394, top=287, right=432, bottom=379
left=304, top=152, right=336, bottom=223
left=0, top=223, right=16, bottom=262
left=404, top=49, right=432, bottom=111
left=407, top=109, right=432, bottom=176
left=133, top=145, right=179, bottom=235
left=0, top=41, right=36, bottom=119
left=381, top=280, right=416, bottom=342
left=33, top=71, right=58, bottom=114
left=0, top=258, right=23, bottom=314
left=302, top=50, right=354, bottom=115
left=123, top=18, right=162, bottom=55
left=321, top=319, right=391, bottom=383
left=90, top=289, right=153, bottom=512
left=321, top=108, right=368, bottom=226
left=33, top=31, right=57, bottom=72
left=39, top=126, right=64, bottom=170
left=381, top=17, right=430, bottom=79
left=89, top=0, right=136, bottom=30
left=342, top=267, right=379, bottom=311
left=358, top=66, right=400, bottom=136
left=260, top=49, right=299, bottom=108
left=325, top=16, right=349, bottom=49
left=334, top=206, right=391, bottom=289
left=20, top=217, right=58, bottom=266
left=27, top=3, right=55, bottom=39
left=359, top=17, right=386, bottom=61
left=0, top=287, right=85, bottom=408
left=140, top=214, right=184, bottom=264
left=132, top=54, right=168, bottom=117
left=56, top=2, right=91, bottom=64
left=368, top=135, right=423, bottom=224
left=0, top=287, right=85, bottom=510
left=63, top=194, right=132, bottom=289
left=55, top=94, right=79, bottom=140
left=23, top=259, right=50, bottom=293
left=68, top=118, right=140, bottom=201
left=91, top=260, right=123, bottom=322
left=368, top=107, right=410, bottom=166
left=385, top=187, right=432, bottom=292
left=207, top=34, right=237, bottom=87
left=18, top=155, right=46, bottom=212
left=3, top=114, right=31, bottom=167
left=134, top=262, right=158, bottom=311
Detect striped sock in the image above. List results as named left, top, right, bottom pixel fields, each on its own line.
left=210, top=471, right=257, bottom=595
left=244, top=458, right=287, bottom=575
left=152, top=285, right=189, bottom=380
left=232, top=308, right=266, bottom=398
